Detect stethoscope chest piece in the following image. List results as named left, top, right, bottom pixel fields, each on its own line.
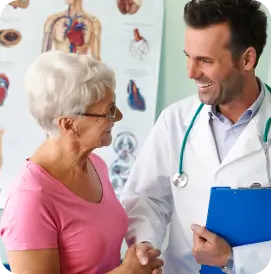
left=173, top=172, right=188, bottom=188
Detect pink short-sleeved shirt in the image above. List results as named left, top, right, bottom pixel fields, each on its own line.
left=0, top=153, right=128, bottom=274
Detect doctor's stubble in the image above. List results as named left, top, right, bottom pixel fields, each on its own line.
left=197, top=64, right=245, bottom=107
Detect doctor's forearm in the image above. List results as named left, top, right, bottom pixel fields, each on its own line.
left=125, top=207, right=169, bottom=249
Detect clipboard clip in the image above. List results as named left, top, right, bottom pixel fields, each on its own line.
left=238, top=183, right=271, bottom=189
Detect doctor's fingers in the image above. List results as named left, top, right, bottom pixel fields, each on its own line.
left=136, top=242, right=157, bottom=265
left=193, top=231, right=207, bottom=250
left=191, top=224, right=217, bottom=243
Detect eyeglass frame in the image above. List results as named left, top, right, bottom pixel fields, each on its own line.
left=76, top=103, right=117, bottom=119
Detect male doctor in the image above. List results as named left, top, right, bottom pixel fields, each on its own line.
left=121, top=0, right=271, bottom=273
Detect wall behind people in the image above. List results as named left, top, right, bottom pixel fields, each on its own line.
left=0, top=0, right=271, bottom=265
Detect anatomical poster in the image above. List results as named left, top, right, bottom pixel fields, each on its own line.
left=0, top=0, right=164, bottom=206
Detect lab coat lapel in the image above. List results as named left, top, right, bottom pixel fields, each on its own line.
left=220, top=86, right=271, bottom=168
left=184, top=103, right=220, bottom=170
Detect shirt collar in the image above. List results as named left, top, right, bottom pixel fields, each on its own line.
left=208, top=80, right=265, bottom=123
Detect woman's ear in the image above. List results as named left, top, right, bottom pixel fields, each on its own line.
left=57, top=116, right=78, bottom=138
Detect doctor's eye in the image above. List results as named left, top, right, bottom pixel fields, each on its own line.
left=200, top=58, right=213, bottom=64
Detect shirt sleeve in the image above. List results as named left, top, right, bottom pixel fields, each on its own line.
left=0, top=188, right=58, bottom=250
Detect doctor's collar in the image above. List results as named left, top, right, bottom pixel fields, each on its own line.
left=207, top=83, right=265, bottom=124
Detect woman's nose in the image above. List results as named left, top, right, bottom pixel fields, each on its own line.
left=114, top=108, right=123, bottom=122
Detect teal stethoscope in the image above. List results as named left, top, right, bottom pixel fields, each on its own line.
left=173, top=83, right=271, bottom=188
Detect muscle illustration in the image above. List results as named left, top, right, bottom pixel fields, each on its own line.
left=117, top=0, right=142, bottom=14
left=0, top=29, right=21, bottom=47
left=9, top=0, right=30, bottom=9
left=42, top=2, right=101, bottom=59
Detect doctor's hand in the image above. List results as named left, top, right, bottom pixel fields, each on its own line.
left=120, top=244, right=164, bottom=274
left=136, top=242, right=163, bottom=274
left=191, top=224, right=232, bottom=267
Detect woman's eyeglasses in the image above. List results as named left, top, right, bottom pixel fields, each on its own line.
left=77, top=104, right=117, bottom=119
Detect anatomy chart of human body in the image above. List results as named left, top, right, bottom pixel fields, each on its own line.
left=0, top=0, right=163, bottom=206
left=42, top=0, right=101, bottom=58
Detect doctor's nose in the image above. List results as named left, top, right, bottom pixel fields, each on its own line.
left=187, top=60, right=202, bottom=79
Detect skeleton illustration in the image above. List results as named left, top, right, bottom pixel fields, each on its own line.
left=42, top=0, right=102, bottom=59
left=110, top=132, right=137, bottom=198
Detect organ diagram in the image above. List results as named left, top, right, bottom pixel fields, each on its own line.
left=110, top=132, right=137, bottom=198
left=117, top=0, right=142, bottom=15
left=42, top=0, right=102, bottom=59
left=9, top=0, right=30, bottom=9
left=0, top=74, right=9, bottom=172
left=130, top=28, right=149, bottom=60
left=0, top=29, right=22, bottom=47
left=127, top=79, right=146, bottom=111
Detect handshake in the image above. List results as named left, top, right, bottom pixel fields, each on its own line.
left=115, top=242, right=164, bottom=274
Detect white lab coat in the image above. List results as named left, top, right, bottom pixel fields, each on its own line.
left=121, top=83, right=271, bottom=274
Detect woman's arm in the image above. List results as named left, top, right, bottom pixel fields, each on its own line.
left=8, top=249, right=60, bottom=274
left=1, top=188, right=59, bottom=274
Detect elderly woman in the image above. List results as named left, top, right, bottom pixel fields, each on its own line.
left=0, top=51, right=163, bottom=274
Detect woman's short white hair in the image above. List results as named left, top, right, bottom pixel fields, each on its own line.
left=25, top=50, right=116, bottom=136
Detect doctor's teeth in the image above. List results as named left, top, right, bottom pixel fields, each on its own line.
left=197, top=82, right=213, bottom=88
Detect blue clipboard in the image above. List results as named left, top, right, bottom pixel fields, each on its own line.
left=200, top=183, right=271, bottom=274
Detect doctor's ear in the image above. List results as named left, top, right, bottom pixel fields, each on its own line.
left=57, top=116, right=79, bottom=138
left=241, top=47, right=257, bottom=71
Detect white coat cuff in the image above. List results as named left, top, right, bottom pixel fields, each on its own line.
left=233, top=242, right=271, bottom=274
left=126, top=234, right=162, bottom=250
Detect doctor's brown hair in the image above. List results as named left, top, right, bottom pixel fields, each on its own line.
left=183, top=0, right=268, bottom=68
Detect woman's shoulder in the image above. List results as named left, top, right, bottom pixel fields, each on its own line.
left=13, top=160, right=52, bottom=192
left=3, top=160, right=56, bottom=210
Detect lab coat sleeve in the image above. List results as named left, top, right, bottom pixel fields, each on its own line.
left=120, top=110, right=172, bottom=250
left=233, top=241, right=271, bottom=274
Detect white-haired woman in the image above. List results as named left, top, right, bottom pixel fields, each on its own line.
left=0, top=51, right=163, bottom=274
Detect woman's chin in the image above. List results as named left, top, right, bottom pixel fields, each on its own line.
left=101, top=133, right=112, bottom=147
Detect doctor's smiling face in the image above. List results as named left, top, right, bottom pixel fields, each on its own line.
left=184, top=23, right=255, bottom=106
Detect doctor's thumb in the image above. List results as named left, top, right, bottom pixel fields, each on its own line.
left=191, top=224, right=207, bottom=236
left=136, top=242, right=153, bottom=265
